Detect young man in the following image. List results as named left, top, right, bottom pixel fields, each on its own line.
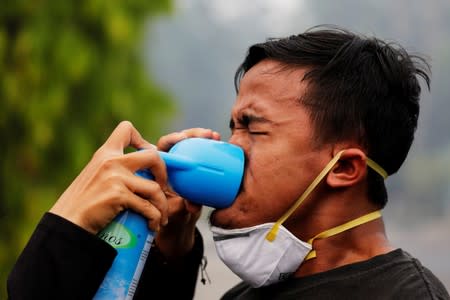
left=8, top=27, right=449, bottom=299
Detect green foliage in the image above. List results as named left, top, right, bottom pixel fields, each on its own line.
left=0, top=0, right=173, bottom=297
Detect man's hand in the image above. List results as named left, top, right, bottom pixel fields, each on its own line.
left=50, top=121, right=169, bottom=234
left=155, top=128, right=221, bottom=260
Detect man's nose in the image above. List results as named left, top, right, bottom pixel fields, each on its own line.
left=228, top=133, right=248, bottom=152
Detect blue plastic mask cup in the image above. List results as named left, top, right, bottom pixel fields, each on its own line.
left=137, top=137, right=245, bottom=208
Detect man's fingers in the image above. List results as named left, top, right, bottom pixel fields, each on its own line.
left=119, top=149, right=169, bottom=226
left=157, top=132, right=187, bottom=152
left=157, top=128, right=221, bottom=151
left=164, top=190, right=202, bottom=216
left=120, top=149, right=165, bottom=173
left=184, top=200, right=202, bottom=215
left=125, top=191, right=165, bottom=232
left=118, top=149, right=168, bottom=191
left=211, top=130, right=221, bottom=141
left=104, top=121, right=153, bottom=152
left=124, top=174, right=169, bottom=226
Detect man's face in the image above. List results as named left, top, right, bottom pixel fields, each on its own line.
left=210, top=59, right=330, bottom=230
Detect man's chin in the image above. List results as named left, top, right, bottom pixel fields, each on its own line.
left=208, top=191, right=244, bottom=228
left=208, top=209, right=221, bottom=227
left=208, top=208, right=232, bottom=229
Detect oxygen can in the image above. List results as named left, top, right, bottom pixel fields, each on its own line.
left=93, top=170, right=153, bottom=300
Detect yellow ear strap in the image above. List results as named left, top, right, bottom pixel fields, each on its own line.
left=366, top=158, right=388, bottom=179
left=304, top=210, right=382, bottom=260
left=265, top=151, right=387, bottom=242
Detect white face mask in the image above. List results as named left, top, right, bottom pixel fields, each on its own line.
left=211, top=223, right=311, bottom=288
left=211, top=150, right=388, bottom=288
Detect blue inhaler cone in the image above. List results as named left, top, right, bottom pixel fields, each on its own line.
left=94, top=138, right=244, bottom=300
left=162, top=137, right=245, bottom=208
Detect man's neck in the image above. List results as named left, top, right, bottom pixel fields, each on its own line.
left=294, top=217, right=395, bottom=277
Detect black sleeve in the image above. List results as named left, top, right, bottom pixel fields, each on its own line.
left=133, top=228, right=204, bottom=300
left=7, top=212, right=117, bottom=300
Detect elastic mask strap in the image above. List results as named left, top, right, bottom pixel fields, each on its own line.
left=367, top=158, right=388, bottom=179
left=265, top=151, right=387, bottom=242
left=266, top=150, right=345, bottom=242
left=304, top=210, right=382, bottom=260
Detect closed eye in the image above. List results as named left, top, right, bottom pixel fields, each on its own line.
left=229, top=113, right=270, bottom=135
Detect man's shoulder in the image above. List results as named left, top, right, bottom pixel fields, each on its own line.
left=315, top=249, right=449, bottom=299
left=391, top=250, right=450, bottom=299
left=220, top=249, right=449, bottom=300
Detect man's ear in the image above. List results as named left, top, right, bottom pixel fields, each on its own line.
left=326, top=148, right=367, bottom=188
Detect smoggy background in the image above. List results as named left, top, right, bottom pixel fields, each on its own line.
left=1, top=1, right=449, bottom=299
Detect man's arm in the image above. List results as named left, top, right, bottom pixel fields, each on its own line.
left=7, top=213, right=117, bottom=299
left=8, top=121, right=170, bottom=299
left=7, top=123, right=220, bottom=300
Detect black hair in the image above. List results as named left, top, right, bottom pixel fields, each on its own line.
left=234, top=26, right=431, bottom=207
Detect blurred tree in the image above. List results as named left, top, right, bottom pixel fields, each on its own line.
left=0, top=0, right=173, bottom=297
